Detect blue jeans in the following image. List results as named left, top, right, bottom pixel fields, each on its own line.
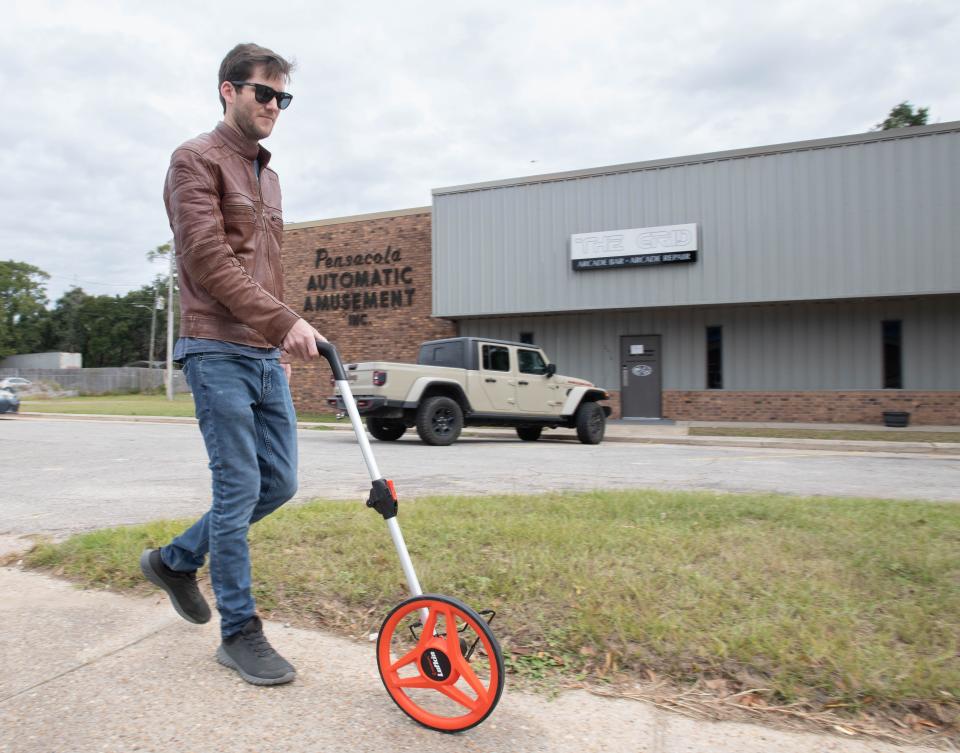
left=161, top=354, right=298, bottom=638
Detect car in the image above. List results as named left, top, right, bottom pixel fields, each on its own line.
left=327, top=337, right=611, bottom=446
left=0, top=377, right=31, bottom=391
left=0, top=388, right=20, bottom=414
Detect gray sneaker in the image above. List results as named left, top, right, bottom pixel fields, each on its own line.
left=139, top=548, right=211, bottom=624
left=217, top=616, right=296, bottom=686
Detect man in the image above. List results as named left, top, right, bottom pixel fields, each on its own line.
left=140, top=43, right=325, bottom=686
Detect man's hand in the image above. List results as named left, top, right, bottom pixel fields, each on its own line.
left=281, top=362, right=292, bottom=382
left=280, top=318, right=327, bottom=361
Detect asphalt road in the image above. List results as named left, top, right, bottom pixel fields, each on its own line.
left=1, top=416, right=957, bottom=538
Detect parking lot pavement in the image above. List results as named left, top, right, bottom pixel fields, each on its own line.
left=1, top=416, right=958, bottom=539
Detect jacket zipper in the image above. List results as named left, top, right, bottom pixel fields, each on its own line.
left=254, top=161, right=280, bottom=297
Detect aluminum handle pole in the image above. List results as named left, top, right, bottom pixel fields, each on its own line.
left=336, top=379, right=424, bottom=601
left=335, top=379, right=382, bottom=482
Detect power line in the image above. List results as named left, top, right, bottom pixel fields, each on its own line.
left=44, top=274, right=153, bottom=288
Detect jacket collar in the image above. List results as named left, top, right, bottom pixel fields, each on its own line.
left=215, top=121, right=272, bottom=170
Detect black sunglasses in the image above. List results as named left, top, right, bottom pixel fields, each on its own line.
left=230, top=81, right=293, bottom=110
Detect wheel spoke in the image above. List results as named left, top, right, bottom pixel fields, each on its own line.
left=455, top=658, right=488, bottom=702
left=443, top=608, right=490, bottom=702
left=452, top=650, right=489, bottom=703
left=442, top=607, right=462, bottom=655
left=437, top=682, right=482, bottom=712
left=419, top=606, right=440, bottom=644
left=389, top=605, right=439, bottom=672
left=389, top=645, right=420, bottom=673
left=395, top=676, right=434, bottom=689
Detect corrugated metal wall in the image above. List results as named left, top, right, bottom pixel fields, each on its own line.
left=433, top=125, right=960, bottom=318
left=456, top=295, right=960, bottom=391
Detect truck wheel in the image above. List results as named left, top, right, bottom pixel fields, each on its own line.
left=367, top=418, right=406, bottom=441
left=575, top=402, right=605, bottom=444
left=416, top=396, right=463, bottom=446
left=516, top=426, right=542, bottom=441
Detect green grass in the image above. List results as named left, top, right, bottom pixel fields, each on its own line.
left=690, top=427, right=960, bottom=443
left=24, top=490, right=960, bottom=717
left=21, top=393, right=199, bottom=417
left=20, top=393, right=337, bottom=423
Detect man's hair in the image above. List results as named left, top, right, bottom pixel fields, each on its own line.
left=218, top=43, right=295, bottom=113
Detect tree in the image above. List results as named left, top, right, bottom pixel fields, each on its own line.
left=46, top=287, right=91, bottom=354
left=0, top=260, right=50, bottom=358
left=874, top=101, right=929, bottom=131
left=1, top=242, right=179, bottom=366
left=41, top=286, right=155, bottom=367
left=144, top=241, right=179, bottom=362
left=146, top=242, right=172, bottom=264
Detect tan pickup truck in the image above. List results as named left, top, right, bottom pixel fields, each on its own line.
left=327, top=337, right=611, bottom=446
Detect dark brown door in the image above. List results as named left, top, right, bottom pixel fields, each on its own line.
left=620, top=335, right=662, bottom=418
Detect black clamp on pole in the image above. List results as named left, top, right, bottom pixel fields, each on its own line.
left=367, top=478, right=398, bottom=520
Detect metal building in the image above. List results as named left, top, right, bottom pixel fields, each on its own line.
left=430, top=122, right=960, bottom=424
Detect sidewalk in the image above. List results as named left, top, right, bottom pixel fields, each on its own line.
left=14, top=411, right=960, bottom=455
left=0, top=563, right=941, bottom=753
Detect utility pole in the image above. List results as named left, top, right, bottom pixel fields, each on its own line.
left=147, top=283, right=160, bottom=368
left=166, top=240, right=176, bottom=401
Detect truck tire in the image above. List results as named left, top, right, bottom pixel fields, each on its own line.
left=575, top=401, right=605, bottom=444
left=416, top=396, right=463, bottom=446
left=516, top=426, right=542, bottom=441
left=367, top=418, right=406, bottom=441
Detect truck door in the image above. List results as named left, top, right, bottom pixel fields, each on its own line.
left=516, top=348, right=561, bottom=414
left=479, top=343, right=516, bottom=412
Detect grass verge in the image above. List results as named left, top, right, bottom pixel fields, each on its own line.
left=23, top=490, right=960, bottom=734
left=20, top=393, right=337, bottom=423
left=689, top=427, right=960, bottom=443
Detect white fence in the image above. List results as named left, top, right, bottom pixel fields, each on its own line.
left=0, top=367, right=189, bottom=395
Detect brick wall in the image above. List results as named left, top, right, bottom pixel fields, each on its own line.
left=660, top=391, right=960, bottom=425
left=281, top=210, right=456, bottom=412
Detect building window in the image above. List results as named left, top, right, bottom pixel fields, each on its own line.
left=519, top=331, right=534, bottom=345
left=882, top=320, right=903, bottom=389
left=706, top=326, right=723, bottom=389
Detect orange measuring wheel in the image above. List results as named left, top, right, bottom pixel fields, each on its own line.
left=318, top=341, right=505, bottom=732
left=377, top=594, right=504, bottom=733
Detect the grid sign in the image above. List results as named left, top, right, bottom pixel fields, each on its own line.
left=570, top=223, right=698, bottom=271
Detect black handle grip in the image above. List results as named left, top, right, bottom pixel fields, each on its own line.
left=316, top=340, right=347, bottom=381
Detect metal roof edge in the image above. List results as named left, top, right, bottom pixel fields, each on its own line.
left=285, top=206, right=431, bottom=230
left=431, top=121, right=960, bottom=196
left=434, top=289, right=960, bottom=319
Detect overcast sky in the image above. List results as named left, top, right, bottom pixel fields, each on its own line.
left=2, top=0, right=957, bottom=303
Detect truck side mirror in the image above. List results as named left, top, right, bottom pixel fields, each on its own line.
left=545, top=363, right=557, bottom=378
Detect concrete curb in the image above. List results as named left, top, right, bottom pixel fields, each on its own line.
left=9, top=411, right=960, bottom=455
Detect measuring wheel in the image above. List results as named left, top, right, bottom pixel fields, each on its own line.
left=318, top=340, right=505, bottom=732
left=377, top=594, right=504, bottom=733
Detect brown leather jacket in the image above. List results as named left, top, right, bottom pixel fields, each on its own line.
left=163, top=121, right=300, bottom=349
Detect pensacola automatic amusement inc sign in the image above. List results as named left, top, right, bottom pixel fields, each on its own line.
left=570, top=223, right=698, bottom=271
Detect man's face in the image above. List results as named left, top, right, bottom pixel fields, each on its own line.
left=222, top=65, right=288, bottom=142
